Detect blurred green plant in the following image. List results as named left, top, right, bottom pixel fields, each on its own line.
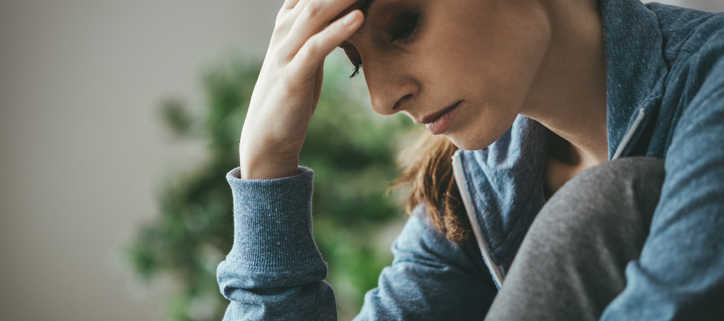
left=125, top=51, right=415, bottom=321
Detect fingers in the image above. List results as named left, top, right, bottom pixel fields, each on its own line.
left=282, top=0, right=301, bottom=9
left=291, top=9, right=363, bottom=76
left=280, top=0, right=360, bottom=59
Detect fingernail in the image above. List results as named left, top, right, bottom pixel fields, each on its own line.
left=342, top=11, right=357, bottom=25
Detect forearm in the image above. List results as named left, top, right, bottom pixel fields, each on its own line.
left=217, top=167, right=336, bottom=320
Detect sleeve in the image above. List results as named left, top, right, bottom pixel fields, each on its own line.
left=355, top=206, right=498, bottom=320
left=217, top=167, right=498, bottom=320
left=217, top=167, right=336, bottom=320
left=600, top=53, right=724, bottom=320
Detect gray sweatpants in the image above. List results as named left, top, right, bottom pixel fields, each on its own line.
left=485, top=157, right=666, bottom=321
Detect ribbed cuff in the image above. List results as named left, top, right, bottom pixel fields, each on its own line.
left=221, top=166, right=327, bottom=288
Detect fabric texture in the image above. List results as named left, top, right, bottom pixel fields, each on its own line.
left=484, top=157, right=665, bottom=321
left=217, top=0, right=724, bottom=319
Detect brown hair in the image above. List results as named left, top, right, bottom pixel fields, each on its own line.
left=393, top=131, right=472, bottom=244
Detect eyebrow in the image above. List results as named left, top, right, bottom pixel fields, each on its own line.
left=336, top=0, right=375, bottom=49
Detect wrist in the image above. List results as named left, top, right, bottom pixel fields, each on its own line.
left=239, top=152, right=299, bottom=180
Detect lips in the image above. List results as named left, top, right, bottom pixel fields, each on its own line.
left=421, top=100, right=462, bottom=135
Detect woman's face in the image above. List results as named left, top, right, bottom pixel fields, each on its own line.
left=341, top=0, right=551, bottom=150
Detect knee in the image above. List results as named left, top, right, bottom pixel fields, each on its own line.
left=552, top=157, right=666, bottom=219
left=533, top=157, right=666, bottom=252
left=571, top=156, right=665, bottom=194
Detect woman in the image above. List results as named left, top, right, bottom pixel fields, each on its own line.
left=217, top=0, right=724, bottom=319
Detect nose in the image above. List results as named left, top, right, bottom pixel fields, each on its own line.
left=363, top=59, right=420, bottom=116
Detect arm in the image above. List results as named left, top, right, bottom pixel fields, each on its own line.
left=356, top=205, right=498, bottom=320
left=239, top=0, right=364, bottom=180
left=217, top=167, right=335, bottom=320
left=217, top=168, right=498, bottom=320
left=218, top=1, right=365, bottom=317
left=600, top=52, right=724, bottom=320
left=222, top=1, right=497, bottom=317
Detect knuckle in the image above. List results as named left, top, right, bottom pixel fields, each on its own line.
left=269, top=32, right=281, bottom=46
left=274, top=14, right=292, bottom=33
left=301, top=38, right=320, bottom=57
left=326, top=22, right=342, bottom=38
left=301, top=2, right=322, bottom=20
left=281, top=0, right=298, bottom=10
left=272, top=22, right=286, bottom=36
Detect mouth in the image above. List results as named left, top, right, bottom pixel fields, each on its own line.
left=419, top=100, right=463, bottom=135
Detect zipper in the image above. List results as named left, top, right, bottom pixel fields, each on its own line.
left=452, top=152, right=505, bottom=290
left=612, top=107, right=646, bottom=160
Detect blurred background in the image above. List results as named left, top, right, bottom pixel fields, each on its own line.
left=1, top=0, right=722, bottom=320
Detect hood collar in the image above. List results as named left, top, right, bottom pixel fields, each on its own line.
left=456, top=0, right=669, bottom=269
left=601, top=0, right=668, bottom=158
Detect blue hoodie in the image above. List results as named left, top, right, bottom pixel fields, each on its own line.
left=217, top=0, right=724, bottom=319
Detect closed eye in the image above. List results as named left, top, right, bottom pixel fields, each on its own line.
left=390, top=12, right=420, bottom=43
left=339, top=41, right=362, bottom=78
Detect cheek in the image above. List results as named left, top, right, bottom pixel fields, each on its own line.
left=423, top=2, right=550, bottom=149
left=449, top=4, right=550, bottom=106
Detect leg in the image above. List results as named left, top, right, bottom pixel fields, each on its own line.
left=485, top=157, right=666, bottom=321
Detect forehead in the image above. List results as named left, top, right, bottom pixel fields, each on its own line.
left=332, top=0, right=375, bottom=22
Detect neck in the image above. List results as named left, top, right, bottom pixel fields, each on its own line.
left=520, top=0, right=608, bottom=167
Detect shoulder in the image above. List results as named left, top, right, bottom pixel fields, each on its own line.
left=648, top=4, right=724, bottom=127
left=648, top=3, right=724, bottom=73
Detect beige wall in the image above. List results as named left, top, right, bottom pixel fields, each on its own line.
left=0, top=1, right=722, bottom=321
left=0, top=1, right=280, bottom=320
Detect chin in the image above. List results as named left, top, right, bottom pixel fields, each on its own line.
left=444, top=104, right=520, bottom=151
left=446, top=122, right=513, bottom=151
left=446, top=135, right=496, bottom=151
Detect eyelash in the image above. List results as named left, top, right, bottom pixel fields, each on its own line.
left=343, top=46, right=363, bottom=78
left=347, top=12, right=421, bottom=78
left=390, top=12, right=420, bottom=43
left=351, top=64, right=362, bottom=78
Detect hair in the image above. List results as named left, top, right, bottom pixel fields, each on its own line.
left=392, top=131, right=472, bottom=244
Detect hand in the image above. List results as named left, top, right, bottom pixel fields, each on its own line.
left=239, top=0, right=364, bottom=179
